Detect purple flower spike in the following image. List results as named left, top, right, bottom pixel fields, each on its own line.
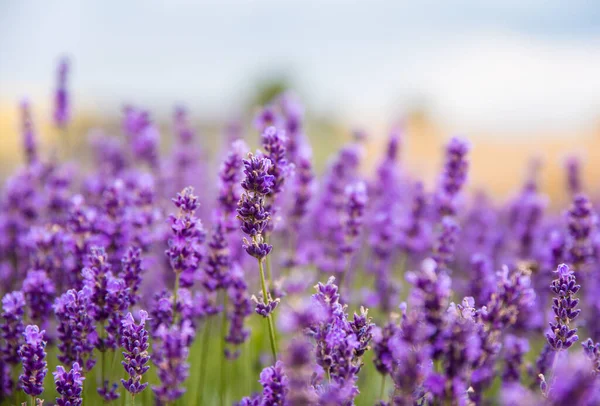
left=121, top=310, right=151, bottom=395
left=436, top=137, right=470, bottom=217
left=18, top=325, right=48, bottom=397
left=432, top=216, right=460, bottom=272
left=54, top=362, right=85, bottom=406
left=218, top=140, right=248, bottom=231
left=259, top=361, right=288, bottom=405
left=546, top=263, right=580, bottom=351
left=237, top=153, right=275, bottom=258
left=582, top=338, right=600, bottom=374
left=54, top=287, right=97, bottom=371
left=53, top=57, right=70, bottom=128
left=22, top=270, right=55, bottom=326
left=502, top=335, right=529, bottom=383
left=166, top=187, right=206, bottom=288
left=119, top=247, right=144, bottom=306
left=1, top=291, right=25, bottom=365
left=261, top=126, right=293, bottom=198
left=20, top=99, right=38, bottom=164
left=566, top=194, right=596, bottom=271
left=152, top=321, right=195, bottom=403
left=342, top=181, right=368, bottom=257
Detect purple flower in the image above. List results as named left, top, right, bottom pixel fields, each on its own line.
left=261, top=126, right=293, bottom=199
left=286, top=146, right=314, bottom=266
left=432, top=216, right=460, bottom=272
left=372, top=319, right=400, bottom=376
left=22, top=270, right=55, bottom=327
left=237, top=153, right=275, bottom=259
left=566, top=194, right=596, bottom=271
left=54, top=287, right=97, bottom=371
left=20, top=99, right=38, bottom=164
left=53, top=57, right=70, bottom=128
left=546, top=264, right=580, bottom=351
left=254, top=106, right=282, bottom=132
left=1, top=291, right=25, bottom=366
left=218, top=140, right=248, bottom=231
left=502, top=335, right=529, bottom=383
left=18, top=325, right=48, bottom=397
left=406, top=258, right=451, bottom=350
left=308, top=277, right=372, bottom=403
left=122, top=107, right=159, bottom=169
left=259, top=361, right=289, bottom=405
left=119, top=247, right=144, bottom=306
left=225, top=265, right=252, bottom=355
left=341, top=181, right=367, bottom=257
left=53, top=362, right=84, bottom=406
left=401, top=181, right=430, bottom=254
left=283, top=339, right=318, bottom=405
left=203, top=218, right=231, bottom=292
left=253, top=294, right=280, bottom=318
left=435, top=137, right=470, bottom=217
left=166, top=187, right=206, bottom=288
left=152, top=320, right=195, bottom=403
left=120, top=310, right=150, bottom=395
left=565, top=156, right=582, bottom=195
left=582, top=338, right=600, bottom=374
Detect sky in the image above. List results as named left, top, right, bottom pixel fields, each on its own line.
left=1, top=0, right=600, bottom=132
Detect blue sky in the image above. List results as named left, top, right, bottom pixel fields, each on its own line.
left=1, top=1, right=600, bottom=131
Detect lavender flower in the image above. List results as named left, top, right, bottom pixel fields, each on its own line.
left=53, top=57, right=70, bottom=128
left=119, top=247, right=143, bottom=306
left=582, top=338, right=600, bottom=374
left=20, top=100, right=38, bottom=165
left=262, top=126, right=293, bottom=200
left=432, top=216, right=460, bottom=272
left=503, top=335, right=529, bottom=383
left=435, top=137, right=470, bottom=218
left=546, top=263, right=581, bottom=351
left=121, top=310, right=150, bottom=395
left=166, top=187, right=206, bottom=288
left=341, top=181, right=367, bottom=258
left=217, top=140, right=248, bottom=231
left=18, top=325, right=47, bottom=397
left=401, top=181, right=430, bottom=254
left=283, top=339, right=318, bottom=405
left=152, top=320, right=195, bottom=403
left=372, top=319, right=400, bottom=377
left=22, top=270, right=55, bottom=327
left=1, top=291, right=25, bottom=365
left=54, top=287, right=96, bottom=371
left=225, top=265, right=252, bottom=357
left=242, top=361, right=289, bottom=406
left=566, top=194, right=596, bottom=271
left=203, top=218, right=231, bottom=292
left=237, top=153, right=275, bottom=243
left=53, top=362, right=84, bottom=406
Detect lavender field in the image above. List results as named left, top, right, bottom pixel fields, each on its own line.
left=0, top=57, right=599, bottom=406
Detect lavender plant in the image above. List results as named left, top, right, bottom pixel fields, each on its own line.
left=1, top=59, right=600, bottom=406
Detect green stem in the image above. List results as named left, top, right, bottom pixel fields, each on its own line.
left=220, top=294, right=228, bottom=406
left=130, top=392, right=136, bottom=406
left=173, top=272, right=181, bottom=324
left=265, top=235, right=273, bottom=289
left=30, top=395, right=36, bottom=406
left=258, top=258, right=278, bottom=361
left=380, top=374, right=387, bottom=400
left=198, top=318, right=212, bottom=406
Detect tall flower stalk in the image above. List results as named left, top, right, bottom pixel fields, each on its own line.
left=237, top=153, right=278, bottom=360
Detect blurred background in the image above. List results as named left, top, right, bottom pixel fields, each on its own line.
left=1, top=0, right=600, bottom=205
